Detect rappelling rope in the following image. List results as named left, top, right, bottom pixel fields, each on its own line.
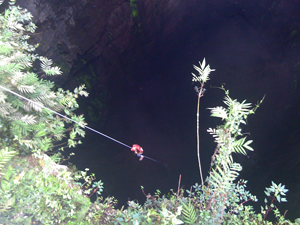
left=0, top=85, right=132, bottom=149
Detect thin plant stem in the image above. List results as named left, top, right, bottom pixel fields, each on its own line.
left=177, top=174, right=182, bottom=197
left=197, top=83, right=205, bottom=187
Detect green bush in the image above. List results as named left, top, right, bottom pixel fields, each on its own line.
left=0, top=1, right=106, bottom=224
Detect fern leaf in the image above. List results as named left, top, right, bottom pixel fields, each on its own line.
left=17, top=85, right=35, bottom=93
left=210, top=165, right=225, bottom=188
left=7, top=21, right=24, bottom=31
left=20, top=114, right=36, bottom=124
left=209, top=106, right=228, bottom=120
left=233, top=137, right=247, bottom=155
left=13, top=51, right=32, bottom=68
left=0, top=196, right=15, bottom=212
left=10, top=120, right=31, bottom=135
left=40, top=57, right=62, bottom=76
left=0, top=41, right=13, bottom=54
left=0, top=102, right=15, bottom=116
left=181, top=200, right=197, bottom=224
left=243, top=139, right=253, bottom=151
left=210, top=163, right=242, bottom=191
left=207, top=128, right=225, bottom=146
left=24, top=99, right=43, bottom=112
left=0, top=147, right=17, bottom=172
left=0, top=90, right=7, bottom=103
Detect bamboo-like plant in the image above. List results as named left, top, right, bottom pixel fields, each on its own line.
left=192, top=58, right=215, bottom=187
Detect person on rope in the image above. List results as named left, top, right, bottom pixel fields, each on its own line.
left=131, top=144, right=159, bottom=162
left=131, top=144, right=144, bottom=161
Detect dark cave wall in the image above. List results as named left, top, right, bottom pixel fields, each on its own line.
left=13, top=0, right=207, bottom=124
left=13, top=0, right=300, bottom=88
left=14, top=0, right=200, bottom=87
left=15, top=0, right=132, bottom=85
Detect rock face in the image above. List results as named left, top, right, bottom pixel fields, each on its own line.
left=15, top=0, right=199, bottom=86
left=14, top=0, right=205, bottom=123
left=16, top=0, right=130, bottom=83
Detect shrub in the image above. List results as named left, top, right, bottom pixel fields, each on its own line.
left=0, top=1, right=105, bottom=223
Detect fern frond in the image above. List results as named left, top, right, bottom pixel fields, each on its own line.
left=0, top=63, right=22, bottom=75
left=19, top=72, right=38, bottom=85
left=0, top=102, right=15, bottom=117
left=7, top=21, right=24, bottom=31
left=233, top=137, right=247, bottom=155
left=10, top=119, right=32, bottom=135
left=40, top=57, right=62, bottom=76
left=19, top=139, right=34, bottom=149
left=0, top=40, right=13, bottom=54
left=0, top=90, right=7, bottom=103
left=209, top=106, right=228, bottom=120
left=12, top=51, right=32, bottom=68
left=207, top=128, right=225, bottom=146
left=181, top=200, right=197, bottom=224
left=243, top=139, right=253, bottom=151
left=23, top=99, right=43, bottom=112
left=0, top=147, right=17, bottom=172
left=223, top=95, right=235, bottom=107
left=20, top=114, right=36, bottom=124
left=74, top=85, right=89, bottom=97
left=9, top=71, right=25, bottom=85
left=17, top=84, right=35, bottom=93
left=210, top=163, right=242, bottom=192
left=30, top=89, right=56, bottom=106
left=192, top=58, right=215, bottom=83
left=0, top=196, right=15, bottom=212
left=232, top=137, right=253, bottom=154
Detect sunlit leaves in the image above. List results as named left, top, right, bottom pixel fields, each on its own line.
left=0, top=147, right=16, bottom=174
left=210, top=163, right=242, bottom=192
left=181, top=199, right=197, bottom=224
left=264, top=181, right=288, bottom=203
left=192, top=58, right=215, bottom=84
left=0, top=2, right=88, bottom=155
left=17, top=85, right=35, bottom=93
left=40, top=57, right=62, bottom=76
left=74, top=85, right=89, bottom=98
left=209, top=106, right=228, bottom=120
left=0, top=90, right=7, bottom=103
left=20, top=114, right=36, bottom=124
left=233, top=137, right=253, bottom=155
left=205, top=85, right=264, bottom=218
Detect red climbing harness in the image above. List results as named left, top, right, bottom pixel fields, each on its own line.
left=131, top=144, right=144, bottom=155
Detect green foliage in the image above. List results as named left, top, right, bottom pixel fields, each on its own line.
left=192, top=58, right=215, bottom=84
left=205, top=86, right=263, bottom=198
left=0, top=1, right=88, bottom=155
left=262, top=182, right=289, bottom=222
left=130, top=0, right=139, bottom=19
left=0, top=155, right=93, bottom=224
left=0, top=2, right=114, bottom=224
left=181, top=199, right=197, bottom=224
left=0, top=147, right=16, bottom=175
left=113, top=191, right=184, bottom=225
